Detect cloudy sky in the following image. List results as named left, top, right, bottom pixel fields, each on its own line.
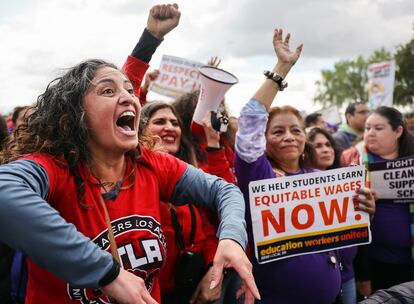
left=1, top=0, right=413, bottom=117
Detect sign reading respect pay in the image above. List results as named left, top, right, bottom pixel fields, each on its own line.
left=151, top=55, right=203, bottom=98
left=249, top=166, right=371, bottom=264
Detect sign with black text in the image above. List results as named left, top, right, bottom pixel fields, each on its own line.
left=248, top=166, right=371, bottom=264
left=369, top=155, right=414, bottom=203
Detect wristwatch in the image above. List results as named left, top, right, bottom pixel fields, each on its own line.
left=264, top=70, right=288, bottom=91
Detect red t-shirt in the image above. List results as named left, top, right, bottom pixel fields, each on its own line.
left=23, top=147, right=187, bottom=303
left=158, top=203, right=218, bottom=295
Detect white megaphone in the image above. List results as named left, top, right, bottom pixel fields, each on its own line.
left=190, top=65, right=238, bottom=137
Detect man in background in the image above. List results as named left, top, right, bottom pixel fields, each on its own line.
left=305, top=112, right=326, bottom=132
left=404, top=112, right=414, bottom=137
left=333, top=102, right=369, bottom=152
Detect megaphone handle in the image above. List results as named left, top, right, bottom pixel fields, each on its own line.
left=210, top=111, right=221, bottom=132
left=210, top=111, right=228, bottom=133
left=220, top=117, right=229, bottom=133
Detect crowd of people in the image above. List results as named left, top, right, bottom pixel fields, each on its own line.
left=0, top=3, right=413, bottom=304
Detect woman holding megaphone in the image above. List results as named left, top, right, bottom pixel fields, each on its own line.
left=172, top=89, right=237, bottom=184
left=122, top=4, right=254, bottom=303
left=139, top=101, right=224, bottom=304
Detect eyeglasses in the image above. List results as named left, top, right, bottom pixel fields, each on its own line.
left=355, top=110, right=370, bottom=115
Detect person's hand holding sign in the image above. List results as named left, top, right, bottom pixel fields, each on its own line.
left=207, top=56, right=222, bottom=68
left=353, top=187, right=376, bottom=218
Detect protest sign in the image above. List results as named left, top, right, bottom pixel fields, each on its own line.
left=248, top=166, right=371, bottom=264
left=150, top=55, right=203, bottom=98
left=369, top=155, right=414, bottom=203
left=367, top=60, right=395, bottom=109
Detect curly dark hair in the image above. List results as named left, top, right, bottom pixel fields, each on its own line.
left=12, top=105, right=32, bottom=126
left=171, top=90, right=205, bottom=162
left=0, top=59, right=138, bottom=206
left=2, top=59, right=118, bottom=163
left=307, top=127, right=341, bottom=169
left=0, top=115, right=8, bottom=150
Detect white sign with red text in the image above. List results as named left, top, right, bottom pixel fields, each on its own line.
left=249, top=166, right=371, bottom=264
left=150, top=55, right=203, bottom=98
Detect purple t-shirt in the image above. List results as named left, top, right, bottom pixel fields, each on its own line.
left=339, top=247, right=357, bottom=283
left=235, top=153, right=341, bottom=304
left=367, top=153, right=411, bottom=264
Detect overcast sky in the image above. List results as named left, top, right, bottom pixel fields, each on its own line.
left=1, top=0, right=413, bottom=116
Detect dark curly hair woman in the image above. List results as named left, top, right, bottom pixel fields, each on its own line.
left=0, top=57, right=255, bottom=303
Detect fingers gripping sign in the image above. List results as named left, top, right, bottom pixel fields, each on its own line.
left=147, top=3, right=181, bottom=40
left=353, top=187, right=376, bottom=218
left=207, top=56, right=222, bottom=68
left=210, top=240, right=260, bottom=304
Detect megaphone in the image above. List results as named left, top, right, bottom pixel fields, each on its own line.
left=190, top=66, right=238, bottom=137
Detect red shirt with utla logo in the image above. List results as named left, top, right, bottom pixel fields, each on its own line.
left=23, top=147, right=187, bottom=304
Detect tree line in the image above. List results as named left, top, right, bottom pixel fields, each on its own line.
left=314, top=25, right=414, bottom=108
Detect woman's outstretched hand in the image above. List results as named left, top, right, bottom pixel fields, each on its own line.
left=210, top=239, right=260, bottom=304
left=273, top=28, right=303, bottom=77
left=101, top=268, right=158, bottom=304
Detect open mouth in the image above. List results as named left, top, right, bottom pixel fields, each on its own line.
left=161, top=135, right=176, bottom=144
left=116, top=111, right=135, bottom=132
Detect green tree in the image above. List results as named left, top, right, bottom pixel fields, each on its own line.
left=314, top=48, right=393, bottom=107
left=314, top=56, right=367, bottom=107
left=394, top=37, right=414, bottom=106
